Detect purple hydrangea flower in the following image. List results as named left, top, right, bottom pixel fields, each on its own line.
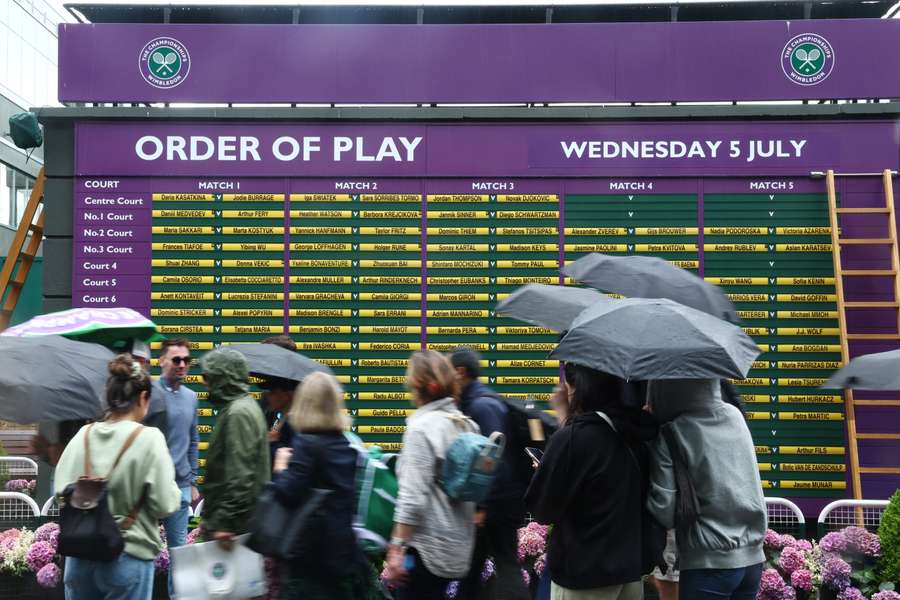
left=4, top=479, right=36, bottom=494
left=33, top=523, right=59, bottom=544
left=521, top=569, right=531, bottom=586
left=822, top=556, right=852, bottom=591
left=481, top=557, right=495, bottom=582
left=758, top=568, right=796, bottom=600
left=872, top=591, right=900, bottom=600
left=25, top=541, right=55, bottom=572
left=445, top=581, right=459, bottom=599
left=36, top=563, right=60, bottom=588
left=820, top=531, right=849, bottom=554
left=154, top=547, right=170, bottom=572
left=779, top=546, right=806, bottom=575
left=837, top=588, right=866, bottom=600
left=841, top=526, right=881, bottom=558
left=790, top=569, right=814, bottom=592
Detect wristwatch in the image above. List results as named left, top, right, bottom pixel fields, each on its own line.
left=389, top=537, right=408, bottom=551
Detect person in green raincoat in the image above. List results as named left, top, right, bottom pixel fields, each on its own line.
left=199, top=347, right=271, bottom=548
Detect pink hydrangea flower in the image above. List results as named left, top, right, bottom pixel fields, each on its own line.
left=534, top=553, right=546, bottom=577
left=789, top=538, right=813, bottom=552
left=778, top=546, right=806, bottom=575
left=25, top=540, right=55, bottom=572
left=764, top=529, right=783, bottom=549
left=36, top=563, right=60, bottom=588
left=186, top=528, right=202, bottom=544
left=521, top=569, right=530, bottom=586
left=872, top=591, right=900, bottom=600
left=790, top=569, right=814, bottom=592
left=517, top=524, right=547, bottom=560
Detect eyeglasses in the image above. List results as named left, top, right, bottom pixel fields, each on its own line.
left=171, top=356, right=191, bottom=365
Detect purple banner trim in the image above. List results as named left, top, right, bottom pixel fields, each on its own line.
left=74, top=121, right=900, bottom=178
left=58, top=20, right=900, bottom=104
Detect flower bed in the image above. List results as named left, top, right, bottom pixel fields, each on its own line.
left=0, top=523, right=63, bottom=600
left=759, top=527, right=896, bottom=600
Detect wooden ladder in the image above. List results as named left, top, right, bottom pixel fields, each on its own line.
left=0, top=167, right=45, bottom=331
left=826, top=168, right=900, bottom=500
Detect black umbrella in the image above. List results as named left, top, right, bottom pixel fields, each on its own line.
left=822, top=349, right=900, bottom=390
left=0, top=336, right=114, bottom=423
left=551, top=297, right=759, bottom=380
left=218, top=343, right=333, bottom=382
left=562, top=253, right=739, bottom=323
left=495, top=283, right=612, bottom=332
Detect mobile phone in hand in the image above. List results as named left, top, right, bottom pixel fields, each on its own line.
left=525, top=447, right=543, bottom=465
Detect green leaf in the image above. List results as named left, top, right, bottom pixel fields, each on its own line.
left=880, top=581, right=896, bottom=591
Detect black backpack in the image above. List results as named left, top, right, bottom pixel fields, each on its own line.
left=58, top=424, right=147, bottom=562
left=488, top=392, right=559, bottom=493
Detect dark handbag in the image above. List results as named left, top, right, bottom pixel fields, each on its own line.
left=58, top=424, right=147, bottom=561
left=246, top=485, right=332, bottom=560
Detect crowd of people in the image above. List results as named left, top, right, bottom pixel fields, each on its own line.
left=46, top=336, right=768, bottom=600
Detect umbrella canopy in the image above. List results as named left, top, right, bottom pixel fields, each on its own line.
left=218, top=343, right=333, bottom=382
left=550, top=297, right=760, bottom=380
left=562, top=253, right=739, bottom=323
left=495, top=283, right=612, bottom=332
left=822, top=349, right=900, bottom=390
left=1, top=307, right=161, bottom=348
left=0, top=336, right=114, bottom=423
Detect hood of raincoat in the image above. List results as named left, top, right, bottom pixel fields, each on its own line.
left=647, top=378, right=721, bottom=424
left=200, top=348, right=250, bottom=404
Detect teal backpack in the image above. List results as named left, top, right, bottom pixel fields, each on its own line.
left=344, top=433, right=398, bottom=555
left=439, top=415, right=506, bottom=503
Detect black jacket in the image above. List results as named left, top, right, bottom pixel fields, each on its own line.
left=525, top=411, right=657, bottom=590
left=270, top=432, right=358, bottom=576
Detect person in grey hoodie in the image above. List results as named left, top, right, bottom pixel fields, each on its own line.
left=646, top=379, right=767, bottom=600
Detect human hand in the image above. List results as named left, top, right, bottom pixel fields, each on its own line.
left=191, top=486, right=200, bottom=504
left=212, top=530, right=235, bottom=551
left=473, top=510, right=487, bottom=527
left=384, top=545, right=409, bottom=585
left=273, top=447, right=293, bottom=473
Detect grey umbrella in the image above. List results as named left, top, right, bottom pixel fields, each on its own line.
left=495, top=283, right=612, bottom=332
left=218, top=343, right=333, bottom=382
left=823, top=349, right=900, bottom=390
left=0, top=336, right=114, bottom=423
left=562, top=253, right=739, bottom=323
left=550, top=297, right=760, bottom=380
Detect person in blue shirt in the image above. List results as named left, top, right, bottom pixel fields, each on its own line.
left=451, top=347, right=530, bottom=600
left=149, top=337, right=198, bottom=599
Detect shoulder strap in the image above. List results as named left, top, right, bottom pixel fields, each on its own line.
left=597, top=411, right=644, bottom=476
left=108, top=425, right=145, bottom=478
left=83, top=423, right=96, bottom=478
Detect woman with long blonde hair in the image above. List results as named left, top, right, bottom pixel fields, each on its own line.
left=384, top=350, right=479, bottom=600
left=269, top=371, right=366, bottom=600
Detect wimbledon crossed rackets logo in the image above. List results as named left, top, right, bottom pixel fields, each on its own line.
left=781, top=34, right=834, bottom=86
left=139, top=37, right=191, bottom=89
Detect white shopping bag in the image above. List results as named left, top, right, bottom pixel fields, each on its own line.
left=171, top=534, right=267, bottom=599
